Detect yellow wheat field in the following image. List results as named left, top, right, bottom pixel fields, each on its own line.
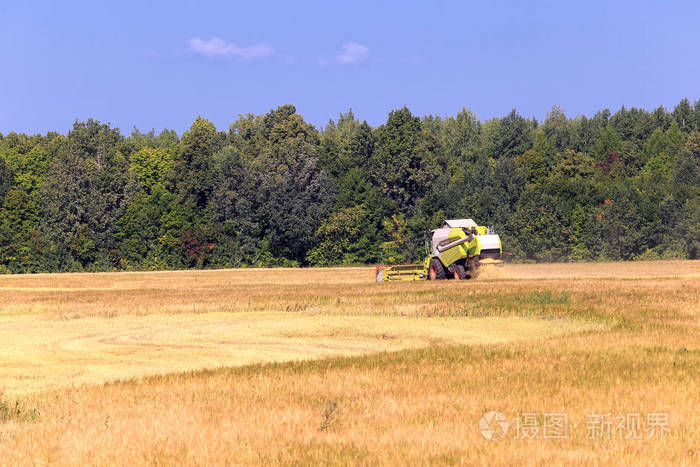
left=1, top=311, right=596, bottom=395
left=0, top=260, right=698, bottom=466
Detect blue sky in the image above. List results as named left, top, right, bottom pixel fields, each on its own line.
left=1, top=0, right=699, bottom=135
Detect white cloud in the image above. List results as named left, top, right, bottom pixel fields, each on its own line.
left=335, top=42, right=368, bottom=65
left=189, top=37, right=273, bottom=60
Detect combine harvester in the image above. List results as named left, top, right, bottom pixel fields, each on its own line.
left=376, top=219, right=502, bottom=282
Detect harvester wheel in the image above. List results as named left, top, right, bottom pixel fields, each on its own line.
left=453, top=264, right=466, bottom=280
left=428, top=258, right=446, bottom=280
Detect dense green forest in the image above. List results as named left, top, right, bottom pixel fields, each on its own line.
left=0, top=100, right=698, bottom=272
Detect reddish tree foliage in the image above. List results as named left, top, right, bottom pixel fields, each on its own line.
left=180, top=229, right=214, bottom=265
left=595, top=151, right=620, bottom=176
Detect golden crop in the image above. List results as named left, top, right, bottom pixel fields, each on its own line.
left=0, top=260, right=698, bottom=465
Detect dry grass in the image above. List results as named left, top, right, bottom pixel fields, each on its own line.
left=0, top=260, right=698, bottom=465
left=0, top=312, right=592, bottom=395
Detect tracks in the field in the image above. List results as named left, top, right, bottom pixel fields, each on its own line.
left=0, top=311, right=597, bottom=395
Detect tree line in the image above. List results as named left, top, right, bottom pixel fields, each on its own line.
left=0, top=100, right=698, bottom=273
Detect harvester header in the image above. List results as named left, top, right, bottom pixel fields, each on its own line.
left=375, top=218, right=502, bottom=282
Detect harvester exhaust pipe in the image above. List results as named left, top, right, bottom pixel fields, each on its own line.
left=436, top=234, right=473, bottom=253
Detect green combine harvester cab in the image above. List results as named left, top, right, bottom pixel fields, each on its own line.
left=375, top=218, right=502, bottom=282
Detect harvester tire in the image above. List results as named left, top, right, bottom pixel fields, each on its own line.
left=429, top=258, right=446, bottom=280
left=453, top=264, right=467, bottom=280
